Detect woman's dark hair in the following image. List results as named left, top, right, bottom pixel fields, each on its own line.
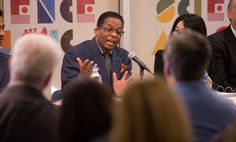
left=0, top=10, right=3, bottom=17
left=58, top=79, right=112, bottom=142
left=170, top=14, right=207, bottom=36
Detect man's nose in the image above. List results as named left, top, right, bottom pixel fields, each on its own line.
left=110, top=30, right=119, bottom=37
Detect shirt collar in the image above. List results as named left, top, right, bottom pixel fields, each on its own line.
left=174, top=80, right=207, bottom=90
left=230, top=25, right=236, bottom=38
left=96, top=40, right=112, bottom=55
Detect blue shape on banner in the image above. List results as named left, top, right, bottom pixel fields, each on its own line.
left=41, top=0, right=55, bottom=18
left=49, top=29, right=58, bottom=41
left=37, top=0, right=55, bottom=23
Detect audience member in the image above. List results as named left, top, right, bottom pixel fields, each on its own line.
left=211, top=122, right=236, bottom=142
left=208, top=0, right=236, bottom=91
left=61, top=11, right=132, bottom=93
left=0, top=34, right=60, bottom=142
left=111, top=79, right=193, bottom=142
left=58, top=79, right=112, bottom=142
left=163, top=29, right=236, bottom=142
left=154, top=14, right=213, bottom=88
left=0, top=9, right=10, bottom=92
left=154, top=14, right=206, bottom=76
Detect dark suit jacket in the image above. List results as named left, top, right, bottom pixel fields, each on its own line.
left=0, top=85, right=58, bottom=142
left=154, top=49, right=164, bottom=76
left=61, top=37, right=132, bottom=90
left=0, top=52, right=10, bottom=92
left=208, top=25, right=236, bottom=89
left=175, top=80, right=236, bottom=142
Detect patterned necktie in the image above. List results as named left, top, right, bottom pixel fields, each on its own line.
left=104, top=52, right=112, bottom=81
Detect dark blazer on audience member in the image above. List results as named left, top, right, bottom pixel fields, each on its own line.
left=208, top=26, right=236, bottom=89
left=0, top=52, right=10, bottom=92
left=61, top=37, right=132, bottom=90
left=175, top=80, right=236, bottom=142
left=0, top=85, right=58, bottom=142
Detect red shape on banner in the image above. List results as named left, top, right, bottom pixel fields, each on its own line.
left=77, top=0, right=95, bottom=23
left=208, top=0, right=224, bottom=12
left=10, top=0, right=30, bottom=24
left=87, top=6, right=93, bottom=13
left=207, top=0, right=224, bottom=21
left=21, top=7, right=28, bottom=13
left=217, top=5, right=223, bottom=11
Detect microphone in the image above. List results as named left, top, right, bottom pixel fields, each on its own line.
left=128, top=52, right=153, bottom=74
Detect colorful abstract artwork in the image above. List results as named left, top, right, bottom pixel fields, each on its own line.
left=37, top=0, right=55, bottom=23
left=208, top=0, right=225, bottom=21
left=11, top=0, right=30, bottom=24
left=77, top=0, right=95, bottom=23
left=60, top=0, right=73, bottom=23
left=156, top=0, right=175, bottom=23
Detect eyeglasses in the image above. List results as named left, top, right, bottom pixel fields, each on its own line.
left=0, top=25, right=5, bottom=31
left=100, top=25, right=124, bottom=36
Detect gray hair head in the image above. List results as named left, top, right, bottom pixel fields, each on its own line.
left=11, top=33, right=60, bottom=83
left=163, top=29, right=211, bottom=81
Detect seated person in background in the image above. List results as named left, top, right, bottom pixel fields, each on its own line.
left=61, top=11, right=133, bottom=94
left=111, top=79, right=193, bottom=142
left=58, top=79, right=112, bottom=142
left=154, top=14, right=213, bottom=88
left=163, top=29, right=236, bottom=142
left=0, top=34, right=60, bottom=142
left=0, top=9, right=10, bottom=93
left=208, top=0, right=236, bottom=91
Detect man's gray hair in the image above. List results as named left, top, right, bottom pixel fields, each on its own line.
left=163, top=29, right=211, bottom=81
left=11, top=33, right=60, bottom=83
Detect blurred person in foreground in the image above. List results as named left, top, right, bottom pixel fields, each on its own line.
left=0, top=9, right=10, bottom=92
left=163, top=29, right=236, bottom=142
left=111, top=79, right=193, bottom=142
left=59, top=79, right=112, bottom=142
left=211, top=122, right=236, bottom=142
left=0, top=33, right=60, bottom=142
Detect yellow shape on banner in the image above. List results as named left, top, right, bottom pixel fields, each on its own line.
left=156, top=5, right=175, bottom=23
left=151, top=30, right=167, bottom=55
left=2, top=31, right=11, bottom=48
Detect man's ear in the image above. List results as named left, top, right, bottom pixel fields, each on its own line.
left=163, top=61, right=171, bottom=78
left=163, top=61, right=176, bottom=86
left=227, top=10, right=232, bottom=21
left=94, top=27, right=99, bottom=35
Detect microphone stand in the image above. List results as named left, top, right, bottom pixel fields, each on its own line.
left=140, top=67, right=145, bottom=80
left=139, top=66, right=154, bottom=80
